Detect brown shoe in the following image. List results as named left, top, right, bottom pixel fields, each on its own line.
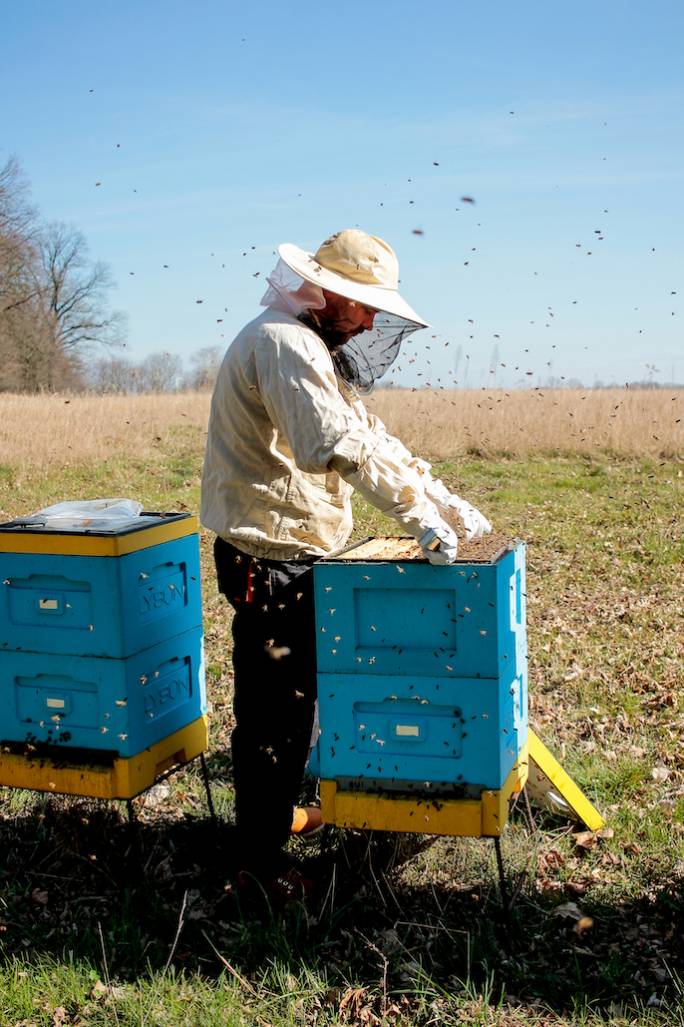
left=290, top=805, right=324, bottom=839
left=236, top=865, right=316, bottom=907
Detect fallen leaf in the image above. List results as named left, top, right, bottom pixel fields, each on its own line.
left=554, top=900, right=583, bottom=920
left=572, top=830, right=597, bottom=850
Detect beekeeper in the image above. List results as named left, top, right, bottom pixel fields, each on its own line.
left=201, top=229, right=491, bottom=898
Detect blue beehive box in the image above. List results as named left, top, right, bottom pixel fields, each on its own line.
left=0, top=520, right=202, bottom=658
left=313, top=536, right=527, bottom=794
left=0, top=513, right=206, bottom=757
left=0, top=626, right=204, bottom=758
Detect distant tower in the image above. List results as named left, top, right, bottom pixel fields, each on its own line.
left=489, top=343, right=499, bottom=386
left=453, top=344, right=463, bottom=385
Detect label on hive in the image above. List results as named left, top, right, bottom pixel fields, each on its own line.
left=15, top=672, right=99, bottom=743
left=138, top=561, right=187, bottom=620
left=395, top=724, right=420, bottom=738
left=7, top=573, right=92, bottom=630
left=142, top=655, right=192, bottom=721
left=354, top=699, right=464, bottom=759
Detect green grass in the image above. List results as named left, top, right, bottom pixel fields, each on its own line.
left=0, top=450, right=682, bottom=1025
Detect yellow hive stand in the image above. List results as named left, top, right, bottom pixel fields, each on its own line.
left=320, top=733, right=604, bottom=913
left=525, top=729, right=604, bottom=830
left=0, top=715, right=210, bottom=802
left=321, top=743, right=529, bottom=838
left=320, top=733, right=603, bottom=838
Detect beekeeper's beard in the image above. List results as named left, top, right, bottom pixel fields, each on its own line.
left=298, top=311, right=356, bottom=353
left=300, top=309, right=420, bottom=393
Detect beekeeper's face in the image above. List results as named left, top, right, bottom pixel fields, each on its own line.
left=319, top=290, right=377, bottom=344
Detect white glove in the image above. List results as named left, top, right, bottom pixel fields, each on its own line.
left=410, top=461, right=492, bottom=541
left=417, top=522, right=460, bottom=565
left=442, top=495, right=492, bottom=541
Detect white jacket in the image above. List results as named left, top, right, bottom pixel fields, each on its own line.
left=200, top=309, right=442, bottom=560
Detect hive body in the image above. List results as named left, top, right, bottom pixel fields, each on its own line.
left=0, top=515, right=206, bottom=759
left=0, top=538, right=201, bottom=658
left=313, top=537, right=527, bottom=798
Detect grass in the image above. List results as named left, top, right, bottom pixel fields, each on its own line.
left=0, top=388, right=682, bottom=476
left=0, top=406, right=682, bottom=1025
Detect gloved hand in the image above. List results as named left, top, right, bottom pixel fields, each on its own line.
left=440, top=495, right=492, bottom=541
left=412, top=462, right=493, bottom=541
left=417, top=522, right=460, bottom=565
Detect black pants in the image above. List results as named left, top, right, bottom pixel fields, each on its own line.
left=214, top=537, right=317, bottom=877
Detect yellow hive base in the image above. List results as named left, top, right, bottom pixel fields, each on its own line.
left=321, top=744, right=529, bottom=838
left=0, top=716, right=208, bottom=800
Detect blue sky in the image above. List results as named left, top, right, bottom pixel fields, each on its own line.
left=2, top=0, right=682, bottom=388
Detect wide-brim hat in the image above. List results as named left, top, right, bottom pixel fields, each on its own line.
left=278, top=229, right=430, bottom=327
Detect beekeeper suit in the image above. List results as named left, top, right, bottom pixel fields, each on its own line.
left=201, top=229, right=491, bottom=896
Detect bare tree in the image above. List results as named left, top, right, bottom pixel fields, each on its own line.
left=87, top=351, right=191, bottom=394
left=186, top=345, right=223, bottom=390
left=0, top=157, right=48, bottom=389
left=0, top=157, right=125, bottom=391
left=138, top=351, right=183, bottom=393
left=0, top=156, right=38, bottom=314
left=40, top=221, right=126, bottom=353
left=86, top=355, right=142, bottom=394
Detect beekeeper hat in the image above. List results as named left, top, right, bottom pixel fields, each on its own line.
left=278, top=229, right=429, bottom=327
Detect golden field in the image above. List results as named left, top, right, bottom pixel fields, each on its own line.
left=0, top=387, right=681, bottom=472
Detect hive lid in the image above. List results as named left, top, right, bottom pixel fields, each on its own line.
left=322, top=533, right=518, bottom=565
left=0, top=512, right=198, bottom=556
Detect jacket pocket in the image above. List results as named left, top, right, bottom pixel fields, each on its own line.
left=324, top=470, right=348, bottom=508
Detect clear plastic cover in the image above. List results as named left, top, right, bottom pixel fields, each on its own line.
left=31, top=498, right=152, bottom=531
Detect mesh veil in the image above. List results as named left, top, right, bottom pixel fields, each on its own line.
left=261, top=259, right=422, bottom=393
left=330, top=314, right=420, bottom=393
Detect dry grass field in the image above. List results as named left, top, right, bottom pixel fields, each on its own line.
left=369, top=388, right=684, bottom=461
left=0, top=387, right=681, bottom=474
left=0, top=388, right=682, bottom=1025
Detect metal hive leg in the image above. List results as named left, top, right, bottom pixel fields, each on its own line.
left=522, top=784, right=537, bottom=833
left=493, top=835, right=510, bottom=918
left=199, top=752, right=218, bottom=826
